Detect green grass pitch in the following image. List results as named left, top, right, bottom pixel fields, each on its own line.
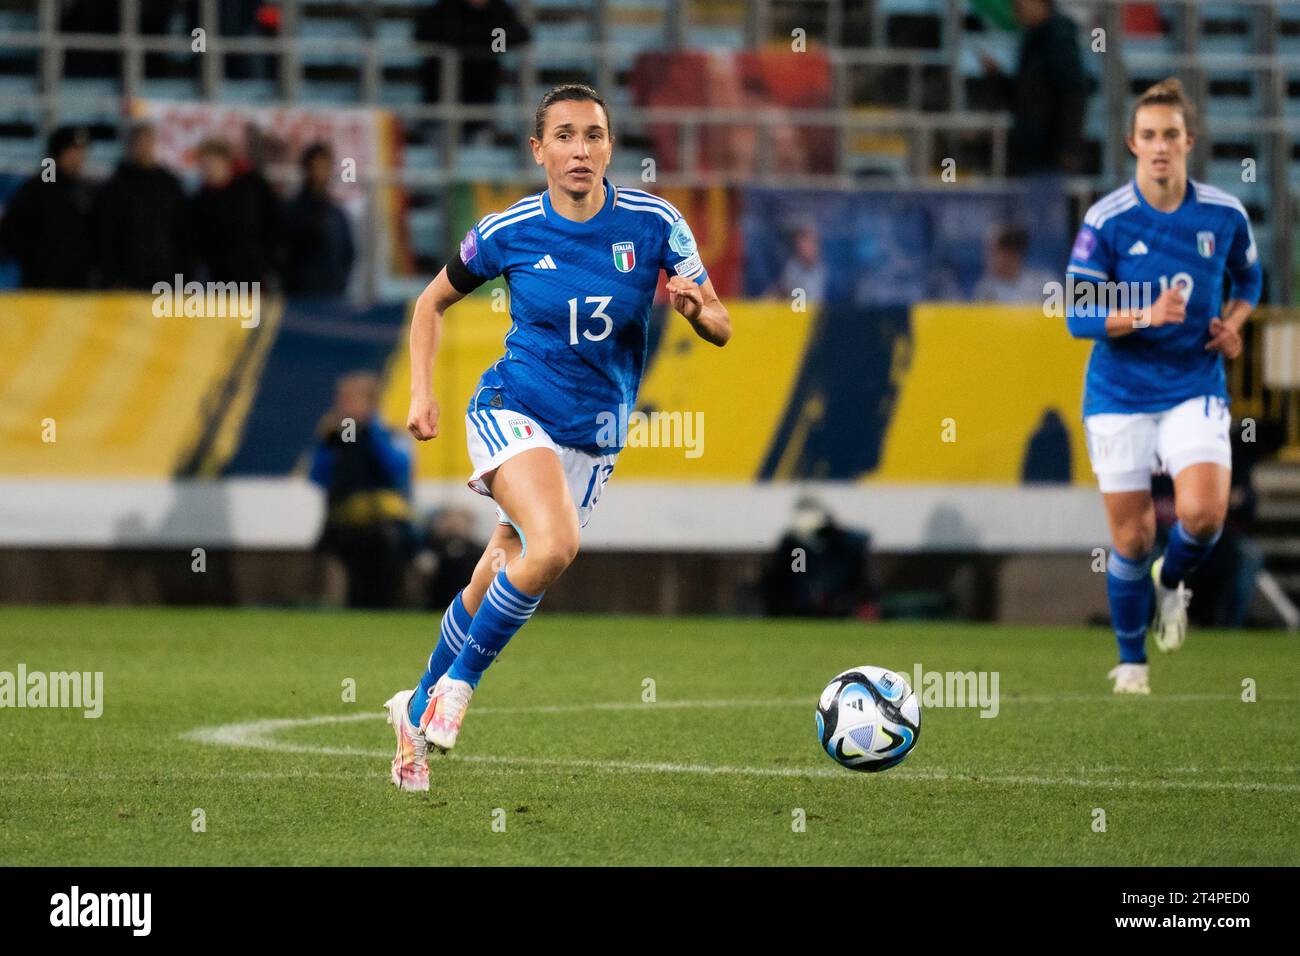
left=1, top=606, right=1297, bottom=865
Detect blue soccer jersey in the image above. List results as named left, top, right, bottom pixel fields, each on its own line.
left=451, top=177, right=708, bottom=454
left=1066, top=179, right=1263, bottom=416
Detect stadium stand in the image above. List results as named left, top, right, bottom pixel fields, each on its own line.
left=1, top=1, right=1298, bottom=622
left=0, top=1, right=1291, bottom=302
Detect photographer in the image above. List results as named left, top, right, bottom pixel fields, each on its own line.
left=309, top=372, right=414, bottom=609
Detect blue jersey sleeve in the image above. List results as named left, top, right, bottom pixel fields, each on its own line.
left=662, top=216, right=708, bottom=285
left=1064, top=221, right=1116, bottom=338
left=1066, top=222, right=1114, bottom=283
left=459, top=220, right=506, bottom=282
left=1226, top=208, right=1263, bottom=306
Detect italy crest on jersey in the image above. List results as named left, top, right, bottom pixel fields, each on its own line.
left=1197, top=231, right=1215, bottom=258
left=509, top=419, right=534, bottom=439
left=612, top=241, right=635, bottom=273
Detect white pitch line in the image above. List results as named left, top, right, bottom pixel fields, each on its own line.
left=178, top=704, right=1300, bottom=794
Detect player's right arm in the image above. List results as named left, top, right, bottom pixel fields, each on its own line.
left=406, top=266, right=467, bottom=441
left=1098, top=286, right=1185, bottom=337
left=1064, top=216, right=1183, bottom=339
left=408, top=222, right=504, bottom=440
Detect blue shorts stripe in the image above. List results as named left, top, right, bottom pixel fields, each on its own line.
left=485, top=411, right=510, bottom=448
left=471, top=412, right=498, bottom=454
left=478, top=411, right=504, bottom=454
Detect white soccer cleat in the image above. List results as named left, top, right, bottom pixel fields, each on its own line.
left=385, top=689, right=429, bottom=792
left=1108, top=663, right=1150, bottom=695
left=422, top=674, right=475, bottom=753
left=1150, top=556, right=1191, bottom=653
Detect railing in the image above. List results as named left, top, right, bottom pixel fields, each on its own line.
left=0, top=0, right=1294, bottom=302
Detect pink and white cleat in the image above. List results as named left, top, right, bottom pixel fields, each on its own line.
left=384, top=689, right=429, bottom=791
left=421, top=674, right=475, bottom=753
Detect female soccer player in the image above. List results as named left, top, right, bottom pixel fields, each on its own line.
left=1066, top=78, right=1262, bottom=694
left=385, top=84, right=732, bottom=789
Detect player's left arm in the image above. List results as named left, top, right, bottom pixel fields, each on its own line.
left=666, top=274, right=731, bottom=347
left=1206, top=209, right=1264, bottom=360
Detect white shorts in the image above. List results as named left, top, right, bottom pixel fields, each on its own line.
left=465, top=408, right=617, bottom=530
left=1084, top=395, right=1232, bottom=493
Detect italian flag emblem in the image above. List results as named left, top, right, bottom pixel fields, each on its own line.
left=612, top=241, right=636, bottom=273
left=509, top=419, right=534, bottom=439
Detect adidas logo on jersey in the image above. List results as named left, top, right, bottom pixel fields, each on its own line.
left=532, top=255, right=557, bottom=270
left=1127, top=240, right=1149, bottom=255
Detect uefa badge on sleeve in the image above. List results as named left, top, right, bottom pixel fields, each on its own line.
left=460, top=228, right=479, bottom=263
left=612, top=242, right=635, bottom=273
left=1197, top=231, right=1215, bottom=258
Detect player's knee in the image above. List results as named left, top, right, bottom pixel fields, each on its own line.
left=528, top=532, right=579, bottom=584
left=1177, top=504, right=1224, bottom=541
left=1114, top=526, right=1155, bottom=559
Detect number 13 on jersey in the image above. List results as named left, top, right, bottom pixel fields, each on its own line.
left=569, top=296, right=614, bottom=344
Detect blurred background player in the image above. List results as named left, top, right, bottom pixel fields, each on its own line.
left=386, top=83, right=731, bottom=792
left=1065, top=78, right=1262, bottom=694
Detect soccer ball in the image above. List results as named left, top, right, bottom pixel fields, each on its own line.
left=815, top=666, right=921, bottom=773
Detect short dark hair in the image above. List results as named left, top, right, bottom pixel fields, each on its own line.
left=533, top=83, right=610, bottom=140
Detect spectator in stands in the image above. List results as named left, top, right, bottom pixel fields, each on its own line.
left=415, top=0, right=533, bottom=144
left=188, top=137, right=281, bottom=286
left=309, top=372, right=415, bottom=609
left=760, top=497, right=881, bottom=619
left=971, top=223, right=1054, bottom=302
left=0, top=126, right=98, bottom=289
left=281, top=142, right=355, bottom=298
left=980, top=0, right=1090, bottom=175
left=769, top=224, right=828, bottom=306
left=97, top=123, right=188, bottom=290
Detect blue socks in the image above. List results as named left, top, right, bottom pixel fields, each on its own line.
left=1104, top=524, right=1222, bottom=666
left=408, top=591, right=473, bottom=725
left=1160, top=521, right=1222, bottom=589
left=447, top=570, right=543, bottom=688
left=1107, top=550, right=1154, bottom=664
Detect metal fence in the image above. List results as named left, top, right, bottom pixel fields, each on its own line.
left=0, top=0, right=1294, bottom=301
